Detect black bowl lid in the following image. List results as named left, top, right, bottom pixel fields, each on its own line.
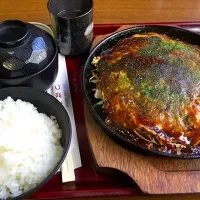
left=0, top=20, right=56, bottom=79
left=0, top=20, right=30, bottom=48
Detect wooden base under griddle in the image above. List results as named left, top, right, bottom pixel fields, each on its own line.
left=84, top=26, right=200, bottom=195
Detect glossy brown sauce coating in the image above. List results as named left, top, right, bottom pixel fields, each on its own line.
left=94, top=33, right=200, bottom=154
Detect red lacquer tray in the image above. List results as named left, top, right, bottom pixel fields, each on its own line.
left=29, top=22, right=200, bottom=199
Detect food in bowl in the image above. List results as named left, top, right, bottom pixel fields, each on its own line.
left=0, top=97, right=63, bottom=199
left=91, top=32, right=200, bottom=155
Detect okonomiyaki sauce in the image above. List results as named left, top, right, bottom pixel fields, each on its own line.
left=92, top=32, right=200, bottom=155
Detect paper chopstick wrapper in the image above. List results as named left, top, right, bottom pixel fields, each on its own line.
left=61, top=149, right=75, bottom=182
left=47, top=54, right=82, bottom=182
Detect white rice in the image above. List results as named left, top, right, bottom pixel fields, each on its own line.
left=0, top=97, right=63, bottom=199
